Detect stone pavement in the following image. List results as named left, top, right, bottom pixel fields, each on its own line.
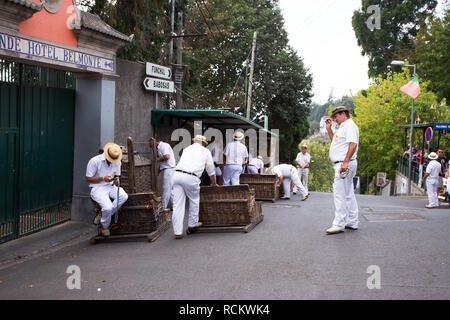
left=0, top=192, right=449, bottom=300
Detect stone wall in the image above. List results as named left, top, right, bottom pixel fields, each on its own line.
left=114, top=58, right=159, bottom=146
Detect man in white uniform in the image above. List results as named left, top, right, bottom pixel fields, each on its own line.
left=325, top=106, right=359, bottom=235
left=171, top=135, right=218, bottom=239
left=271, top=164, right=308, bottom=200
left=156, top=139, right=176, bottom=209
left=295, top=144, right=310, bottom=195
left=247, top=155, right=264, bottom=174
left=86, top=143, right=129, bottom=236
left=223, top=131, right=248, bottom=185
left=421, top=152, right=441, bottom=208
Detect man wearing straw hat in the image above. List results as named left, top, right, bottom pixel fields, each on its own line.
left=171, top=135, right=218, bottom=239
left=155, top=139, right=176, bottom=209
left=294, top=144, right=311, bottom=196
left=223, top=130, right=248, bottom=185
left=324, top=106, right=359, bottom=235
left=421, top=152, right=442, bottom=208
left=86, top=143, right=129, bottom=236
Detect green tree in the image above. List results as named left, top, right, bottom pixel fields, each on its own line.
left=412, top=9, right=450, bottom=102
left=307, top=141, right=334, bottom=192
left=183, top=0, right=313, bottom=163
left=80, top=0, right=173, bottom=64
left=353, top=70, right=449, bottom=180
left=352, top=0, right=438, bottom=78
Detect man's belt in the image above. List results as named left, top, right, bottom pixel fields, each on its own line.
left=176, top=170, right=199, bottom=179
left=333, top=159, right=356, bottom=164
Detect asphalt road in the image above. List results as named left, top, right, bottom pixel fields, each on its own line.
left=0, top=192, right=449, bottom=300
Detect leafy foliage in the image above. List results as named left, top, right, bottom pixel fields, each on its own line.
left=183, top=0, right=313, bottom=163
left=307, top=141, right=334, bottom=192
left=352, top=0, right=438, bottom=78
left=412, top=9, right=450, bottom=102
left=352, top=71, right=449, bottom=180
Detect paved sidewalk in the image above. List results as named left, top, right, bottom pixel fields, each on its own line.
left=0, top=221, right=97, bottom=271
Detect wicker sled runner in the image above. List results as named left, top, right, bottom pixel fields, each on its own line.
left=193, top=185, right=263, bottom=233
left=239, top=174, right=279, bottom=202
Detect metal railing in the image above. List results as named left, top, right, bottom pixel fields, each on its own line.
left=397, top=155, right=423, bottom=187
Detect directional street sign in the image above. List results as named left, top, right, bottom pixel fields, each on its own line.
left=143, top=77, right=175, bottom=93
left=146, top=62, right=172, bottom=80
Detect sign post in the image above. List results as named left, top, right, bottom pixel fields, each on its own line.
left=143, top=62, right=174, bottom=95
left=143, top=77, right=175, bottom=93
left=146, top=62, right=172, bottom=80
left=425, top=127, right=433, bottom=144
left=376, top=172, right=386, bottom=187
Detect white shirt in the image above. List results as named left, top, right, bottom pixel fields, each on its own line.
left=157, top=141, right=176, bottom=170
left=86, top=154, right=121, bottom=188
left=329, top=118, right=359, bottom=163
left=426, top=160, right=441, bottom=182
left=223, top=141, right=248, bottom=165
left=215, top=166, right=222, bottom=177
left=271, top=164, right=295, bottom=178
left=296, top=152, right=311, bottom=168
left=248, top=157, right=264, bottom=170
left=176, top=142, right=215, bottom=178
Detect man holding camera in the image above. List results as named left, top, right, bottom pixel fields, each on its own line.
left=324, top=106, right=359, bottom=235
left=86, top=143, right=129, bottom=236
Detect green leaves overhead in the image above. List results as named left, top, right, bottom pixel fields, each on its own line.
left=352, top=0, right=438, bottom=78
left=184, top=0, right=313, bottom=163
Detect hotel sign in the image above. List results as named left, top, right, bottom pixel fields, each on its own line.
left=0, top=32, right=115, bottom=73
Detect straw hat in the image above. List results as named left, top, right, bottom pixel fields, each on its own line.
left=301, top=144, right=308, bottom=148
left=233, top=131, right=244, bottom=141
left=428, top=152, right=438, bottom=160
left=103, top=143, right=122, bottom=163
left=331, top=106, right=349, bottom=118
left=257, top=156, right=263, bottom=160
left=192, top=135, right=208, bottom=145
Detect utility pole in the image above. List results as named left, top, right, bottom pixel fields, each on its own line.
left=167, top=0, right=175, bottom=109
left=246, top=31, right=257, bottom=119
left=175, top=11, right=183, bottom=109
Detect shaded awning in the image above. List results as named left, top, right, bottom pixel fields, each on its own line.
left=151, top=109, right=277, bottom=136
left=400, top=123, right=450, bottom=130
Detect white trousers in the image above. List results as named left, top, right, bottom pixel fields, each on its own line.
left=247, top=166, right=259, bottom=174
left=223, top=164, right=243, bottom=185
left=90, top=184, right=128, bottom=229
left=426, top=179, right=439, bottom=207
left=332, top=161, right=358, bottom=230
left=161, top=168, right=175, bottom=209
left=171, top=171, right=201, bottom=235
left=282, top=167, right=307, bottom=198
left=294, top=168, right=309, bottom=194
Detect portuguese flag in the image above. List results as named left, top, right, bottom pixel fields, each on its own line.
left=400, top=76, right=420, bottom=99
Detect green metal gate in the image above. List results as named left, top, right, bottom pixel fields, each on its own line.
left=0, top=60, right=75, bottom=243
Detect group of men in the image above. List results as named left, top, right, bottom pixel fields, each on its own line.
left=85, top=105, right=361, bottom=237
